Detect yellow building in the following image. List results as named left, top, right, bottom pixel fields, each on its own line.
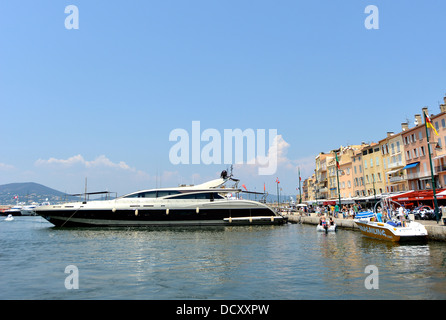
left=315, top=153, right=329, bottom=200
left=329, top=145, right=364, bottom=201
left=361, top=143, right=386, bottom=197
left=327, top=156, right=337, bottom=199
left=379, top=129, right=409, bottom=193
left=302, top=173, right=316, bottom=203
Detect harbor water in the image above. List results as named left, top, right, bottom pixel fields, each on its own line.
left=1, top=216, right=446, bottom=300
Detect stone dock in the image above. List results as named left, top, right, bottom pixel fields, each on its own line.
left=286, top=214, right=446, bottom=242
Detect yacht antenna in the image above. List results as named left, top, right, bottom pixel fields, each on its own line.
left=84, top=177, right=87, bottom=203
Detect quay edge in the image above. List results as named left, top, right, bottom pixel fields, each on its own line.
left=286, top=214, right=446, bottom=242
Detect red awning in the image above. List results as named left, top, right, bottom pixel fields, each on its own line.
left=390, top=189, right=446, bottom=202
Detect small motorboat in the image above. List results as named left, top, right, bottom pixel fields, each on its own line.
left=5, top=214, right=14, bottom=221
left=354, top=210, right=427, bottom=242
left=317, top=216, right=337, bottom=233
left=317, top=223, right=337, bottom=233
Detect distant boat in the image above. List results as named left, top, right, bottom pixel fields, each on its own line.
left=2, top=205, right=22, bottom=216
left=21, top=204, right=37, bottom=216
left=35, top=171, right=287, bottom=228
left=5, top=214, right=14, bottom=221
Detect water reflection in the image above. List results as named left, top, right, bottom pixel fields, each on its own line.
left=1, top=217, right=446, bottom=299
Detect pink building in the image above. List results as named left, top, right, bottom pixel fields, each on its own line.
left=402, top=104, right=446, bottom=191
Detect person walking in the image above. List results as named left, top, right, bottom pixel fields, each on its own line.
left=334, top=204, right=340, bottom=218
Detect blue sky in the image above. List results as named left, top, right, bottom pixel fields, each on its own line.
left=0, top=1, right=445, bottom=198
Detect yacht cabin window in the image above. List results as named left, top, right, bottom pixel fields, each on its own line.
left=124, top=190, right=181, bottom=198
left=124, top=191, right=157, bottom=198
left=168, top=193, right=225, bottom=200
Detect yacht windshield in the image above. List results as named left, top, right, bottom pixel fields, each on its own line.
left=123, top=190, right=181, bottom=198
left=123, top=191, right=157, bottom=198
left=167, top=192, right=225, bottom=200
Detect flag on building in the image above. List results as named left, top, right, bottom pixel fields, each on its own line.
left=424, top=112, right=439, bottom=136
left=335, top=153, right=340, bottom=170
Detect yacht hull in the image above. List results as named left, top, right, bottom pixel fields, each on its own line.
left=37, top=207, right=285, bottom=227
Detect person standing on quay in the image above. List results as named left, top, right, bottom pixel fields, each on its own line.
left=353, top=203, right=358, bottom=218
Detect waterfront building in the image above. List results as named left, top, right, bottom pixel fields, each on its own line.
left=352, top=149, right=365, bottom=197
left=431, top=99, right=446, bottom=188
left=379, top=132, right=393, bottom=193
left=380, top=130, right=409, bottom=193
left=361, top=143, right=386, bottom=197
left=302, top=173, right=316, bottom=203
left=315, top=153, right=329, bottom=201
left=401, top=107, right=439, bottom=191
left=314, top=145, right=365, bottom=203
left=302, top=94, right=446, bottom=204
left=336, top=146, right=362, bottom=200
left=327, top=155, right=338, bottom=200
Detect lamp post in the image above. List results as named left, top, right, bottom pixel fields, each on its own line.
left=335, top=151, right=341, bottom=208
left=424, top=111, right=440, bottom=223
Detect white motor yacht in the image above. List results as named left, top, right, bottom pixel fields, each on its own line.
left=35, top=171, right=286, bottom=227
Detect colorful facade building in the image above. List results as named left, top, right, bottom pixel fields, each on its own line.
left=430, top=100, right=446, bottom=189
left=361, top=143, right=386, bottom=197
left=352, top=149, right=365, bottom=197
left=315, top=153, right=329, bottom=200
left=302, top=173, right=316, bottom=203
left=337, top=146, right=362, bottom=199
left=401, top=107, right=445, bottom=190
left=303, top=94, right=446, bottom=203
left=380, top=129, right=408, bottom=193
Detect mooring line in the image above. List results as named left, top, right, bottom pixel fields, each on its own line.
left=60, top=207, right=82, bottom=227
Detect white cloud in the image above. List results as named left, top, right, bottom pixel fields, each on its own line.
left=33, top=154, right=184, bottom=194
left=234, top=134, right=296, bottom=176
left=231, top=135, right=315, bottom=193
left=35, top=154, right=132, bottom=171
left=0, top=162, right=14, bottom=170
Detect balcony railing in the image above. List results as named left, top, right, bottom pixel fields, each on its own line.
left=388, top=161, right=404, bottom=169
left=389, top=175, right=406, bottom=183
left=406, top=170, right=436, bottom=180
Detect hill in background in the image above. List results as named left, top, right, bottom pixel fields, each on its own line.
left=0, top=182, right=69, bottom=205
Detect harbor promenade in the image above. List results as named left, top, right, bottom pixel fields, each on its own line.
left=286, top=213, right=446, bottom=241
